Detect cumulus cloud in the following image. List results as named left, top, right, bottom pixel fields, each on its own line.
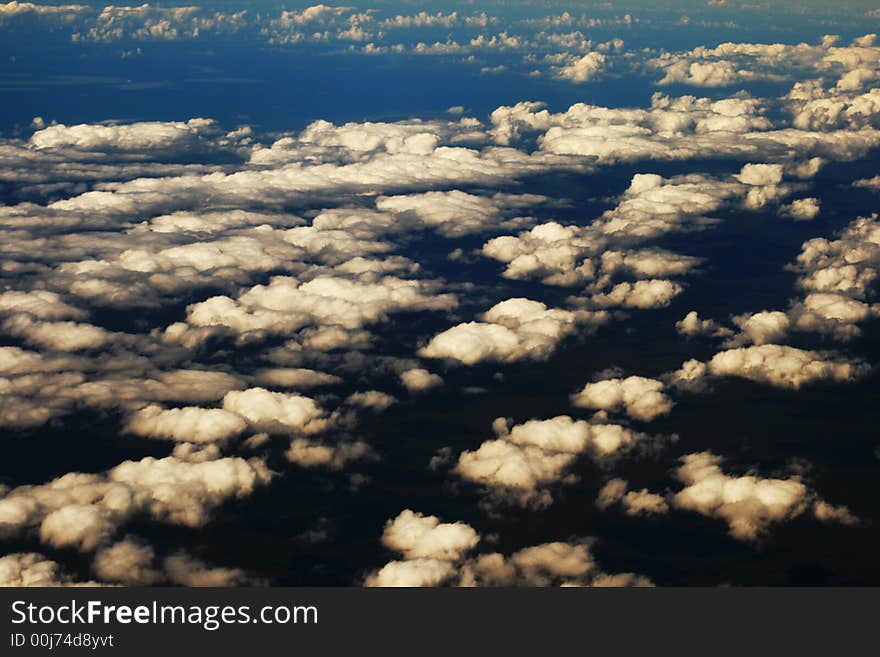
left=0, top=2, right=88, bottom=20
left=365, top=510, right=651, bottom=587
left=790, top=293, right=879, bottom=340
left=458, top=541, right=601, bottom=587
left=222, top=387, right=330, bottom=435
left=650, top=36, right=880, bottom=92
left=787, top=80, right=880, bottom=132
left=93, top=536, right=248, bottom=586
left=596, top=478, right=669, bottom=516
left=788, top=214, right=880, bottom=338
left=726, top=311, right=792, bottom=347
left=142, top=209, right=304, bottom=235
left=571, top=376, right=673, bottom=421
left=482, top=221, right=600, bottom=287
left=676, top=213, right=880, bottom=351
left=782, top=197, right=821, bottom=220
left=3, top=93, right=848, bottom=450
left=0, top=289, right=85, bottom=320
left=92, top=538, right=161, bottom=585
left=346, top=390, right=397, bottom=412
left=2, top=315, right=115, bottom=351
left=380, top=509, right=480, bottom=561
left=675, top=310, right=733, bottom=338
left=375, top=190, right=544, bottom=238
left=0, top=455, right=272, bottom=551
left=673, top=452, right=856, bottom=540
left=495, top=93, right=880, bottom=164
left=69, top=4, right=247, bottom=43
left=420, top=298, right=604, bottom=365
left=255, top=368, right=342, bottom=389
left=590, top=279, right=683, bottom=309
left=600, top=249, right=701, bottom=279
left=555, top=52, right=606, bottom=82
left=853, top=175, right=880, bottom=190
left=172, top=442, right=223, bottom=463
left=0, top=356, right=246, bottom=430
left=0, top=552, right=98, bottom=587
left=399, top=368, right=443, bottom=393
left=364, top=558, right=458, bottom=587
left=655, top=59, right=750, bottom=88
left=184, top=274, right=458, bottom=342
left=30, top=119, right=220, bottom=153
left=163, top=552, right=247, bottom=587
left=735, top=163, right=784, bottom=186
left=453, top=416, right=657, bottom=506
left=286, top=438, right=375, bottom=470
left=481, top=172, right=746, bottom=291
left=671, top=344, right=867, bottom=389
left=125, top=405, right=248, bottom=443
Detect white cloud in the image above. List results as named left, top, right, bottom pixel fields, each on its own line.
left=0, top=289, right=85, bottom=320
left=853, top=175, right=880, bottom=190
left=673, top=344, right=867, bottom=389
left=0, top=2, right=88, bottom=19
left=735, top=163, right=784, bottom=186
left=365, top=510, right=651, bottom=587
left=185, top=274, right=458, bottom=341
left=364, top=558, right=457, bottom=587
left=375, top=190, right=523, bottom=237
left=726, top=311, right=792, bottom=347
left=812, top=500, right=860, bottom=526
left=787, top=82, right=880, bottom=132
left=93, top=538, right=161, bottom=585
left=676, top=310, right=733, bottom=338
left=655, top=59, right=749, bottom=87
left=482, top=221, right=599, bottom=287
left=492, top=93, right=880, bottom=164
left=677, top=213, right=880, bottom=351
left=555, top=52, right=606, bottom=82
left=285, top=438, right=375, bottom=470
left=163, top=552, right=246, bottom=587
left=399, top=368, right=443, bottom=393
left=0, top=360, right=246, bottom=430
left=377, top=187, right=485, bottom=220
left=172, top=442, right=223, bottom=463
left=0, top=455, right=272, bottom=551
left=346, top=390, right=397, bottom=412
left=142, top=209, right=304, bottom=234
left=596, top=478, right=669, bottom=516
left=781, top=197, right=821, bottom=220
left=255, top=368, right=342, bottom=389
left=649, top=37, right=880, bottom=92
left=571, top=376, right=673, bottom=421
left=590, top=279, right=683, bottom=309
left=460, top=541, right=653, bottom=587
left=454, top=416, right=654, bottom=506
left=482, top=171, right=744, bottom=300
left=673, top=451, right=856, bottom=540
left=788, top=214, right=880, bottom=338
left=222, top=387, right=330, bottom=435
left=30, top=119, right=219, bottom=152
left=380, top=509, right=480, bottom=561
left=600, top=249, right=701, bottom=278
left=125, top=405, right=248, bottom=443
left=420, top=298, right=604, bottom=365
left=2, top=315, right=115, bottom=351
left=0, top=552, right=97, bottom=587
